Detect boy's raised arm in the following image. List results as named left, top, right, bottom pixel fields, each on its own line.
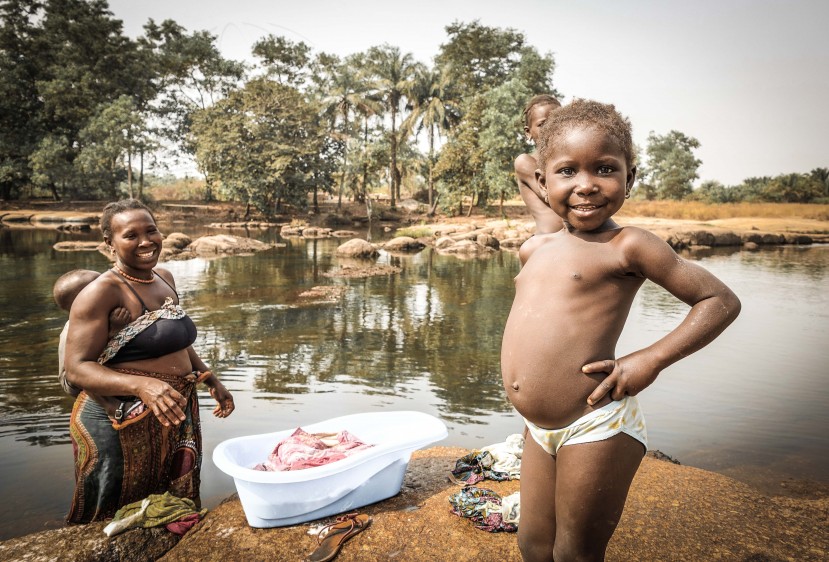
left=584, top=228, right=741, bottom=405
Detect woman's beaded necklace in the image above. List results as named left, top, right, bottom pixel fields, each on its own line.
left=113, top=264, right=155, bottom=284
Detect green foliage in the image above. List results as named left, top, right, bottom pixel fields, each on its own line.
left=809, top=167, right=829, bottom=199
left=190, top=78, right=333, bottom=215
left=402, top=65, right=459, bottom=209
left=437, top=20, right=525, bottom=94
left=0, top=0, right=43, bottom=199
left=480, top=78, right=532, bottom=210
left=432, top=21, right=558, bottom=214
left=682, top=170, right=829, bottom=205
left=434, top=95, right=487, bottom=215
left=0, top=0, right=144, bottom=199
left=686, top=180, right=737, bottom=204
left=75, top=96, right=141, bottom=196
left=252, top=35, right=311, bottom=86
left=639, top=130, right=701, bottom=200
left=762, top=173, right=824, bottom=203
left=146, top=22, right=246, bottom=199
left=366, top=44, right=423, bottom=206
left=514, top=46, right=561, bottom=98
left=10, top=10, right=822, bottom=210
left=318, top=55, right=381, bottom=206
left=29, top=134, right=74, bottom=198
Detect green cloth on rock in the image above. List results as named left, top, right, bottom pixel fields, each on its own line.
left=103, top=492, right=207, bottom=536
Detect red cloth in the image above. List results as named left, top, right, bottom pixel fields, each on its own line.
left=254, top=428, right=373, bottom=471
left=165, top=513, right=202, bottom=535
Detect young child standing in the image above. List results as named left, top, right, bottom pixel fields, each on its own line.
left=514, top=94, right=564, bottom=235
left=501, top=99, right=741, bottom=561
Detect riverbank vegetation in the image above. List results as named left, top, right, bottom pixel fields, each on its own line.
left=1, top=0, right=826, bottom=217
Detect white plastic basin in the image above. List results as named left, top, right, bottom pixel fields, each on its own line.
left=212, top=410, right=448, bottom=527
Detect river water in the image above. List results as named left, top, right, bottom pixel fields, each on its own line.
left=0, top=224, right=827, bottom=540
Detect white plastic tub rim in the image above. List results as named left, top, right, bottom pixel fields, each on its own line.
left=212, top=410, right=448, bottom=484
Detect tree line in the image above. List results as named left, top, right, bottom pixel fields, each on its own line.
left=637, top=131, right=828, bottom=204
left=1, top=0, right=826, bottom=215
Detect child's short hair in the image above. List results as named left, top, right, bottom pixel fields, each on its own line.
left=54, top=269, right=100, bottom=311
left=536, top=99, right=634, bottom=172
left=522, top=94, right=561, bottom=128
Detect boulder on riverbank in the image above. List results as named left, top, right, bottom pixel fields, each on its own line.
left=9, top=203, right=829, bottom=261
left=335, top=238, right=379, bottom=258
left=51, top=233, right=275, bottom=261
left=402, top=216, right=825, bottom=259
left=52, top=241, right=104, bottom=252
left=383, top=236, right=425, bottom=253
left=168, top=234, right=275, bottom=260
left=323, top=263, right=402, bottom=278
left=3, top=447, right=826, bottom=561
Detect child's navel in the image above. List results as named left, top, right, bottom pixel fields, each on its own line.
left=512, top=382, right=520, bottom=391
left=571, top=272, right=582, bottom=280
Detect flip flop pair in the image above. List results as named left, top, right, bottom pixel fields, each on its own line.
left=308, top=512, right=371, bottom=562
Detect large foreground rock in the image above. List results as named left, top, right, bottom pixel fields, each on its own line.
left=0, top=523, right=179, bottom=562
left=1, top=447, right=826, bottom=561
left=160, top=448, right=828, bottom=562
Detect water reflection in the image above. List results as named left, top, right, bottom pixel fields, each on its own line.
left=1, top=225, right=828, bottom=540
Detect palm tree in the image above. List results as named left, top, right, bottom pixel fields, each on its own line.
left=366, top=45, right=421, bottom=208
left=403, top=66, right=458, bottom=213
left=321, top=62, right=360, bottom=209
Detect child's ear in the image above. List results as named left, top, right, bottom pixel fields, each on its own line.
left=534, top=169, right=549, bottom=204
left=625, top=166, right=637, bottom=199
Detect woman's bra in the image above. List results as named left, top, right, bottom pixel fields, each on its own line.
left=107, top=270, right=197, bottom=364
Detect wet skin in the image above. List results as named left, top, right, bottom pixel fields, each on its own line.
left=65, top=209, right=234, bottom=427
left=503, top=123, right=740, bottom=561
left=503, top=125, right=739, bottom=428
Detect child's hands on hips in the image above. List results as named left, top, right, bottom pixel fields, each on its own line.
left=582, top=353, right=660, bottom=406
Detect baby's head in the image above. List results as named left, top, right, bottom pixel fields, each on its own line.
left=536, top=98, right=634, bottom=174
left=522, top=94, right=561, bottom=143
left=54, top=269, right=100, bottom=312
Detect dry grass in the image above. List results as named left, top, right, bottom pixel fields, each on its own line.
left=617, top=201, right=829, bottom=221
left=146, top=178, right=207, bottom=201
left=396, top=226, right=434, bottom=238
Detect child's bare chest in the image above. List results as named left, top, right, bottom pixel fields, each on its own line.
left=519, top=238, right=635, bottom=290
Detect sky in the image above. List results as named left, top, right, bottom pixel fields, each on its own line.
left=108, top=0, right=829, bottom=186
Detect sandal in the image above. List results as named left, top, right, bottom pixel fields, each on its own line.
left=307, top=512, right=371, bottom=562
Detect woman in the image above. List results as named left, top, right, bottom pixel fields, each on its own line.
left=65, top=199, right=234, bottom=523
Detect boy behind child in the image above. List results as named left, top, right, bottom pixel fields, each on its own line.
left=515, top=94, right=564, bottom=235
